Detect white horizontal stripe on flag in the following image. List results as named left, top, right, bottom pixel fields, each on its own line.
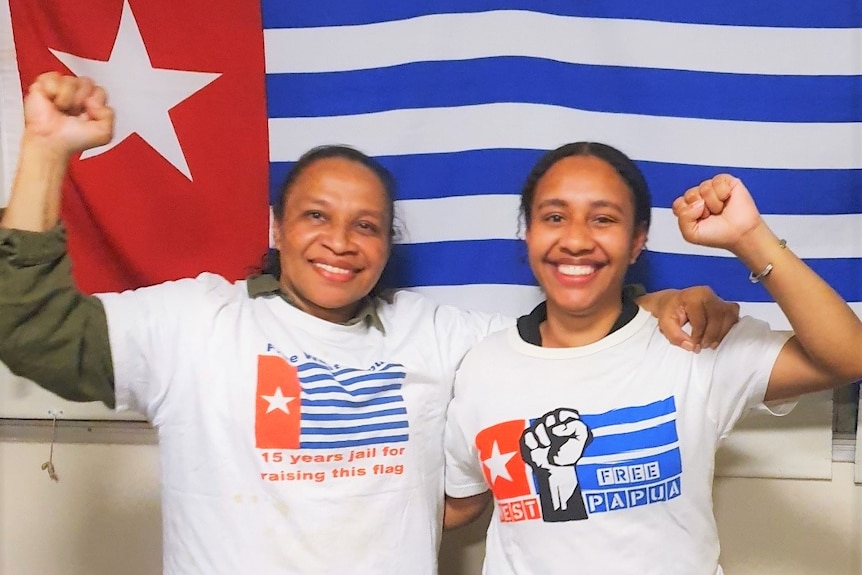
left=300, top=428, right=405, bottom=443
left=269, top=104, right=862, bottom=169
left=395, top=195, right=522, bottom=243
left=265, top=11, right=862, bottom=76
left=648, top=209, right=862, bottom=259
left=591, top=412, right=678, bottom=437
left=580, top=443, right=680, bottom=466
left=298, top=413, right=406, bottom=428
left=738, top=302, right=862, bottom=330
left=406, top=284, right=543, bottom=317
left=407, top=287, right=862, bottom=329
left=395, top=196, right=862, bottom=259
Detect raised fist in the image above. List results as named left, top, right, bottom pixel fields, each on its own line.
left=672, top=174, right=762, bottom=252
left=24, top=72, right=114, bottom=155
left=520, top=408, right=593, bottom=514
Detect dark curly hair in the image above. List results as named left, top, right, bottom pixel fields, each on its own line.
left=519, top=142, right=652, bottom=231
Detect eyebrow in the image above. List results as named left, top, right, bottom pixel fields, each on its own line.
left=302, top=198, right=386, bottom=219
left=535, top=198, right=626, bottom=212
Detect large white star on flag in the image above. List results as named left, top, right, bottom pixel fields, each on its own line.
left=49, top=0, right=220, bottom=180
left=482, top=441, right=517, bottom=484
left=261, top=387, right=296, bottom=415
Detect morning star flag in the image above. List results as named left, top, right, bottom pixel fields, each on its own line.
left=255, top=354, right=409, bottom=450
left=4, top=0, right=270, bottom=294
left=264, top=2, right=862, bottom=327
left=2, top=0, right=861, bottom=325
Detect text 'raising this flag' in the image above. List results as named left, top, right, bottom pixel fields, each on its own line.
left=7, top=0, right=861, bottom=325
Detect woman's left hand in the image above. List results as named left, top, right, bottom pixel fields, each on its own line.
left=636, top=286, right=740, bottom=352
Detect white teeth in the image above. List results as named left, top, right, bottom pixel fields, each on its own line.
left=557, top=264, right=594, bottom=276
left=315, top=262, right=351, bottom=275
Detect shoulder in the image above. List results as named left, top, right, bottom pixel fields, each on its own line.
left=377, top=289, right=514, bottom=334
left=458, top=328, right=512, bottom=370
left=720, top=315, right=788, bottom=348
left=96, top=272, right=248, bottom=313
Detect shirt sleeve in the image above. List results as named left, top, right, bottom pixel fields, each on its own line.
left=0, top=222, right=115, bottom=407
left=705, top=316, right=793, bottom=438
left=431, top=303, right=515, bottom=373
left=444, top=362, right=492, bottom=498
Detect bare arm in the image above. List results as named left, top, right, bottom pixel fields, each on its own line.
left=673, top=175, right=862, bottom=402
left=443, top=491, right=492, bottom=530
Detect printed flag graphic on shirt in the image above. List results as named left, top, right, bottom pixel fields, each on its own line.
left=477, top=398, right=683, bottom=523
left=255, top=354, right=409, bottom=450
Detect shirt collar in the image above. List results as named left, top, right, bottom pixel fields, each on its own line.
left=246, top=273, right=385, bottom=333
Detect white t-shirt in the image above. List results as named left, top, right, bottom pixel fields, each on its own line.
left=98, top=273, right=510, bottom=575
left=445, top=308, right=791, bottom=575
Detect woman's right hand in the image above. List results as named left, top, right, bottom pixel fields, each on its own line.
left=24, top=72, right=114, bottom=156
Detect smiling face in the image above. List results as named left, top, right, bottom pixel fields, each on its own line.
left=272, top=156, right=392, bottom=323
left=525, top=154, right=647, bottom=324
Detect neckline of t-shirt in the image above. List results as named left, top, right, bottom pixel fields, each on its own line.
left=261, top=295, right=374, bottom=336
left=505, top=307, right=652, bottom=359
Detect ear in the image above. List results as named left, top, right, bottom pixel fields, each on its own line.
left=271, top=216, right=283, bottom=251
left=630, top=223, right=648, bottom=264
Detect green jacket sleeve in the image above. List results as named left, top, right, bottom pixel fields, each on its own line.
left=0, top=220, right=115, bottom=407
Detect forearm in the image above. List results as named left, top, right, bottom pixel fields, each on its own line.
left=736, top=222, right=862, bottom=382
left=1, top=134, right=70, bottom=232
left=443, top=491, right=491, bottom=530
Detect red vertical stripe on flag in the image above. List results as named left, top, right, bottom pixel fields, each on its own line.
left=255, top=355, right=301, bottom=450
left=476, top=420, right=533, bottom=500
left=9, top=0, right=270, bottom=293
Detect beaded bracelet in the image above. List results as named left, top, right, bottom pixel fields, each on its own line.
left=748, top=239, right=787, bottom=284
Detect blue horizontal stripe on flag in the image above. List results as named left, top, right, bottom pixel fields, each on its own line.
left=639, top=163, right=862, bottom=215
left=300, top=434, right=410, bottom=449
left=300, top=420, right=409, bottom=435
left=577, top=448, right=683, bottom=490
left=580, top=398, right=676, bottom=429
left=332, top=363, right=404, bottom=376
left=338, top=372, right=407, bottom=385
left=632, top=252, right=862, bottom=303
left=383, top=240, right=862, bottom=303
left=302, top=408, right=408, bottom=421
left=299, top=371, right=405, bottom=385
left=581, top=420, right=680, bottom=458
left=302, top=384, right=403, bottom=396
left=303, top=396, right=403, bottom=408
left=262, top=0, right=861, bottom=29
left=383, top=240, right=533, bottom=287
left=270, top=151, right=862, bottom=215
left=267, top=61, right=860, bottom=123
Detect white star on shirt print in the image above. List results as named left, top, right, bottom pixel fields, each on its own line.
left=483, top=440, right=517, bottom=484
left=49, top=0, right=220, bottom=180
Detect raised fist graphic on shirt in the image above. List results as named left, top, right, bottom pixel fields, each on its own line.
left=520, top=408, right=593, bottom=522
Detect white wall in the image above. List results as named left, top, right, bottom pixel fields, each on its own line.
left=1, top=438, right=859, bottom=575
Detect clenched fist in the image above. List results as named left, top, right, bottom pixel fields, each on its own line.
left=24, top=72, right=114, bottom=155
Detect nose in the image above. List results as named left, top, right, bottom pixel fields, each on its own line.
left=322, top=221, right=357, bottom=254
left=558, top=220, right=595, bottom=254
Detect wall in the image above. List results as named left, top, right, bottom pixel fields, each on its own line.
left=2, top=438, right=859, bottom=575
